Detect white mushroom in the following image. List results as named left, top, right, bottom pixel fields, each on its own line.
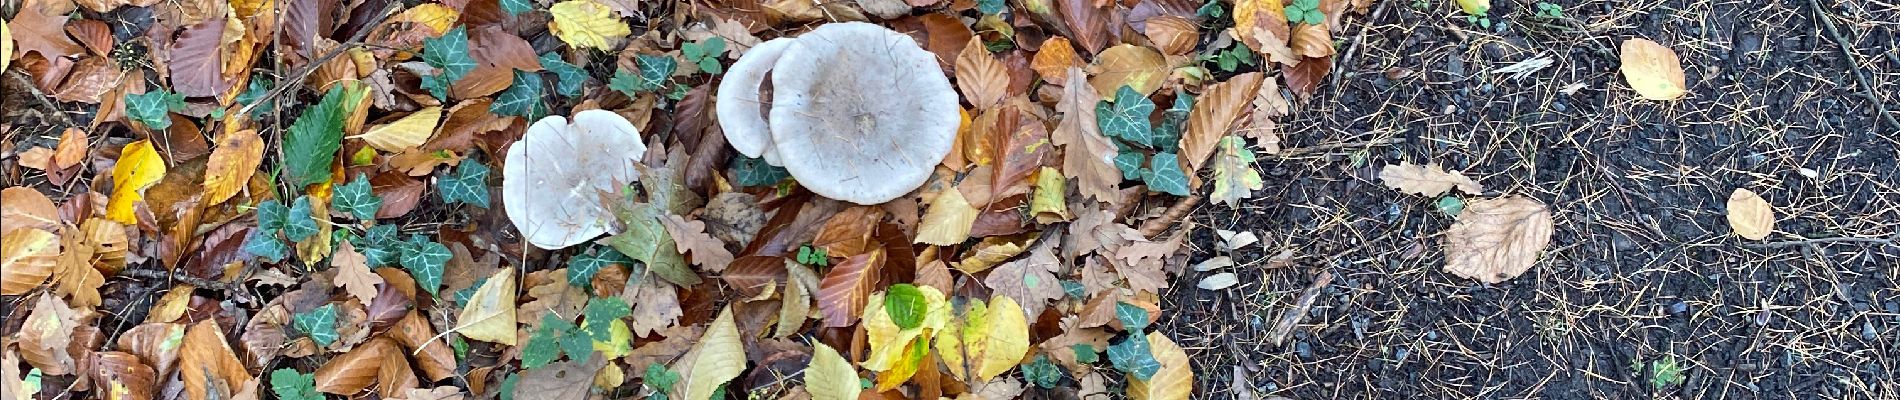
left=503, top=110, right=647, bottom=250
left=715, top=37, right=796, bottom=165
left=715, top=22, right=959, bottom=205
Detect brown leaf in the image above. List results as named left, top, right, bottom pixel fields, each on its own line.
left=1378, top=162, right=1484, bottom=197
left=21, top=293, right=80, bottom=375
left=10, top=4, right=83, bottom=60
left=1142, top=16, right=1199, bottom=55
left=1241, top=77, right=1290, bottom=152
left=452, top=26, right=540, bottom=99
left=1, top=229, right=58, bottom=295
left=376, top=345, right=419, bottom=398
left=333, top=242, right=384, bottom=305
left=390, top=311, right=457, bottom=382
left=4, top=187, right=62, bottom=233
left=180, top=320, right=253, bottom=400
left=92, top=351, right=157, bottom=400
left=1280, top=55, right=1330, bottom=100
left=1287, top=23, right=1334, bottom=59
left=991, top=108, right=1053, bottom=202
left=892, top=13, right=975, bottom=73
left=513, top=353, right=606, bottom=400
left=1089, top=44, right=1168, bottom=99
left=1179, top=73, right=1263, bottom=173
left=1053, top=68, right=1123, bottom=204
left=983, top=239, right=1062, bottom=318
left=1245, top=19, right=1299, bottom=67
left=626, top=325, right=703, bottom=374
left=661, top=215, right=737, bottom=272
left=370, top=172, right=426, bottom=218
left=812, top=206, right=886, bottom=258
left=1057, top=0, right=1112, bottom=54
left=314, top=337, right=397, bottom=394
left=168, top=16, right=231, bottom=97
left=53, top=224, right=106, bottom=308
left=65, top=19, right=114, bottom=56
left=52, top=127, right=88, bottom=174
left=53, top=56, right=122, bottom=103
left=1619, top=38, right=1687, bottom=101
left=119, top=323, right=185, bottom=377
left=720, top=256, right=788, bottom=299
left=1726, top=188, right=1774, bottom=240
left=817, top=248, right=885, bottom=327
left=956, top=37, right=1012, bottom=110
left=1441, top=196, right=1553, bottom=284
left=1030, top=37, right=1081, bottom=85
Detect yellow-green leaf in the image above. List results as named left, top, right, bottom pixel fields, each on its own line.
left=455, top=267, right=517, bottom=345
left=354, top=106, right=441, bottom=152
left=805, top=342, right=861, bottom=400
left=861, top=286, right=950, bottom=391
left=106, top=140, right=167, bottom=224
left=678, top=306, right=745, bottom=400
left=1126, top=332, right=1193, bottom=400
left=549, top=0, right=631, bottom=51
left=1030, top=167, right=1070, bottom=223
left=937, top=296, right=1032, bottom=383
left=915, top=187, right=978, bottom=246
left=2, top=20, right=12, bottom=72
left=1619, top=38, right=1688, bottom=101
left=1455, top=0, right=1489, bottom=15
left=591, top=319, right=632, bottom=359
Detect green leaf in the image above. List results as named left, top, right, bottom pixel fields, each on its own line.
left=437, top=160, right=492, bottom=207
left=1097, top=86, right=1156, bottom=147
left=540, top=53, right=589, bottom=98
left=500, top=0, right=534, bottom=15
left=125, top=90, right=183, bottom=131
left=400, top=235, right=451, bottom=296
left=1436, top=196, right=1465, bottom=216
left=499, top=375, right=520, bottom=400
left=422, top=27, right=477, bottom=99
left=644, top=364, right=681, bottom=392
left=882, top=284, right=928, bottom=330
left=581, top=296, right=631, bottom=340
left=568, top=246, right=631, bottom=289
left=978, top=0, right=1005, bottom=14
left=522, top=314, right=572, bottom=369
left=236, top=76, right=274, bottom=118
left=1115, top=149, right=1147, bottom=181
left=603, top=203, right=701, bottom=287
left=269, top=369, right=323, bottom=400
left=256, top=199, right=289, bottom=233
left=292, top=303, right=339, bottom=347
left=697, top=57, right=722, bottom=75
left=354, top=224, right=401, bottom=267
left=559, top=329, right=595, bottom=363
left=728, top=156, right=789, bottom=187
left=491, top=69, right=548, bottom=119
left=1072, top=344, right=1099, bottom=364
left=1107, top=334, right=1161, bottom=380
left=283, top=196, right=319, bottom=242
left=284, top=85, right=349, bottom=188
left=1114, top=301, right=1150, bottom=331
left=682, top=38, right=726, bottom=75
left=1153, top=93, right=1193, bottom=152
left=243, top=229, right=290, bottom=262
left=636, top=54, right=677, bottom=87
left=332, top=174, right=382, bottom=220
left=1023, top=354, right=1063, bottom=388
left=1141, top=152, right=1191, bottom=196
left=608, top=69, right=644, bottom=96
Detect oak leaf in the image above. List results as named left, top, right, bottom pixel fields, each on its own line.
left=660, top=214, right=735, bottom=272
left=1053, top=68, right=1123, bottom=204
left=1378, top=162, right=1483, bottom=197
left=1441, top=196, right=1553, bottom=284
left=984, top=239, right=1064, bottom=318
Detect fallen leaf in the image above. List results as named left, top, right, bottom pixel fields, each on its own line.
left=984, top=239, right=1063, bottom=318
left=915, top=188, right=978, bottom=246
left=1288, top=23, right=1333, bottom=58
left=3, top=187, right=62, bottom=233
left=1030, top=37, right=1080, bottom=85
left=1053, top=68, right=1123, bottom=204
left=676, top=306, right=745, bottom=400
left=956, top=37, right=1011, bottom=110
left=355, top=106, right=442, bottom=152
left=1441, top=196, right=1553, bottom=284
left=313, top=337, right=395, bottom=394
left=1619, top=38, right=1687, bottom=101
left=937, top=296, right=1032, bottom=383
left=1196, top=272, right=1239, bottom=290
left=1180, top=72, right=1263, bottom=173
left=660, top=215, right=736, bottom=272
left=181, top=320, right=254, bottom=400
left=1209, top=137, right=1263, bottom=207
left=548, top=0, right=631, bottom=51
left=1, top=229, right=58, bottom=294
left=92, top=351, right=158, bottom=400
left=1726, top=188, right=1774, bottom=240
left=1056, top=0, right=1110, bottom=54
left=817, top=249, right=884, bottom=328
left=804, top=342, right=859, bottom=400
left=168, top=16, right=231, bottom=97
left=1143, top=16, right=1199, bottom=55
left=1378, top=162, right=1483, bottom=197
left=202, top=128, right=263, bottom=206
left=1242, top=78, right=1290, bottom=152
left=106, top=140, right=167, bottom=224
left=1455, top=0, right=1488, bottom=15
left=1125, top=332, right=1193, bottom=400
left=456, top=267, right=518, bottom=345
left=1281, top=55, right=1330, bottom=100
left=862, top=285, right=951, bottom=390
left=20, top=293, right=80, bottom=374
left=10, top=3, right=82, bottom=61
left=1, top=19, right=11, bottom=71
left=1089, top=44, right=1168, bottom=99
left=1233, top=0, right=1286, bottom=48
left=397, top=386, right=464, bottom=400
left=514, top=352, right=605, bottom=400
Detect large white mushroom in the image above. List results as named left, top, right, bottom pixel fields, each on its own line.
left=715, top=22, right=959, bottom=205
left=503, top=110, right=647, bottom=250
left=715, top=37, right=796, bottom=166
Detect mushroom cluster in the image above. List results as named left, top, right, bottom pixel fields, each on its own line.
left=716, top=22, right=959, bottom=205
left=503, top=109, right=647, bottom=250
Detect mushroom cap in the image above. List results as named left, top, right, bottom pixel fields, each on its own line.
left=715, top=38, right=796, bottom=163
left=503, top=109, right=647, bottom=250
left=768, top=22, right=960, bottom=205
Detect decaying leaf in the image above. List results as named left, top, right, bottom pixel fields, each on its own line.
left=356, top=106, right=442, bottom=152
left=675, top=306, right=745, bottom=400
left=1209, top=137, right=1262, bottom=207
left=1725, top=188, right=1774, bottom=240
left=2, top=229, right=59, bottom=295
left=1619, top=38, right=1688, bottom=101
left=1441, top=196, right=1553, bottom=284
left=181, top=320, right=253, bottom=400
left=1180, top=73, right=1263, bottom=173
left=455, top=267, right=517, bottom=345
left=1089, top=44, right=1168, bottom=99
left=984, top=239, right=1064, bottom=318
left=1053, top=68, right=1123, bottom=203
left=1378, top=162, right=1483, bottom=197
left=937, top=296, right=1032, bottom=383
left=1125, top=332, right=1193, bottom=400
left=916, top=188, right=979, bottom=245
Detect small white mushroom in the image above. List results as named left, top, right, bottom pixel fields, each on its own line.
left=715, top=38, right=796, bottom=165
left=503, top=110, right=647, bottom=250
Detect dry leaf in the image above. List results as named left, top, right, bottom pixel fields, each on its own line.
left=1378, top=162, right=1483, bottom=197
left=1725, top=188, right=1774, bottom=240
left=548, top=0, right=631, bottom=51
left=1053, top=68, right=1122, bottom=203
left=180, top=320, right=253, bottom=400
left=1288, top=24, right=1334, bottom=58
left=106, top=140, right=167, bottom=224
left=1441, top=196, right=1553, bottom=284
left=675, top=306, right=746, bottom=400
left=356, top=106, right=442, bottom=152
left=202, top=128, right=262, bottom=206
left=915, top=188, right=978, bottom=246
left=1196, top=272, right=1239, bottom=290
left=3, top=187, right=62, bottom=233
left=1143, top=16, right=1200, bottom=55
left=1, top=229, right=58, bottom=294
left=984, top=239, right=1063, bottom=318
left=1619, top=38, right=1687, bottom=101
left=1180, top=72, right=1263, bottom=173
left=21, top=293, right=80, bottom=374
left=956, top=36, right=1011, bottom=110
left=660, top=215, right=736, bottom=272
left=514, top=353, right=604, bottom=400
left=455, top=267, right=517, bottom=345
left=1089, top=44, right=1168, bottom=99
left=332, top=242, right=383, bottom=305
left=817, top=249, right=884, bottom=328
left=1126, top=333, right=1194, bottom=400
left=1242, top=78, right=1290, bottom=152
left=314, top=337, right=396, bottom=394
left=1030, top=37, right=1081, bottom=85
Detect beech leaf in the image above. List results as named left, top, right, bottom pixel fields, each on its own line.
left=1440, top=196, right=1553, bottom=284
left=1619, top=38, right=1688, bottom=101
left=1725, top=188, right=1774, bottom=240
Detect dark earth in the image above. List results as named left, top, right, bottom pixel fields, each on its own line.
left=1157, top=0, right=1899, bottom=398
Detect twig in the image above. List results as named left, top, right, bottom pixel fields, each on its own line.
left=1268, top=270, right=1333, bottom=347
left=118, top=268, right=237, bottom=291
left=1745, top=234, right=1899, bottom=249
left=1328, top=0, right=1392, bottom=94
left=1804, top=0, right=1900, bottom=132
left=1139, top=193, right=1202, bottom=239
left=1276, top=137, right=1405, bottom=157
left=232, top=2, right=402, bottom=119
left=6, top=71, right=81, bottom=128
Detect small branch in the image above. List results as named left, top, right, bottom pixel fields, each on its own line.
left=1804, top=0, right=1900, bottom=132
left=1269, top=270, right=1334, bottom=347
left=1276, top=137, right=1405, bottom=157
left=118, top=268, right=238, bottom=291
left=233, top=2, right=401, bottom=118
left=1745, top=234, right=1899, bottom=249
left=6, top=71, right=80, bottom=128
left=1139, top=193, right=1202, bottom=239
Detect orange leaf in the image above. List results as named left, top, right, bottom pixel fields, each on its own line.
left=180, top=320, right=253, bottom=400
left=1143, top=16, right=1200, bottom=55
left=1288, top=23, right=1334, bottom=59
left=1029, top=37, right=1081, bottom=85
left=1179, top=73, right=1263, bottom=173
left=812, top=206, right=887, bottom=258
left=817, top=248, right=885, bottom=327
left=314, top=337, right=396, bottom=395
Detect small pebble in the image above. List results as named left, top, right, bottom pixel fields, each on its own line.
left=1799, top=167, right=1819, bottom=179
left=1669, top=301, right=1689, bottom=315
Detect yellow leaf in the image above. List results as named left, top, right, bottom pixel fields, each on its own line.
left=393, top=3, right=460, bottom=34
left=549, top=0, right=631, bottom=51
left=592, top=319, right=632, bottom=359
left=106, top=140, right=167, bottom=224
left=354, top=106, right=441, bottom=152
left=1126, top=332, right=1193, bottom=400
left=678, top=306, right=745, bottom=400
left=805, top=342, right=861, bottom=400
left=1455, top=0, right=1489, bottom=15
left=2, top=20, right=11, bottom=72
left=861, top=286, right=950, bottom=391
left=1726, top=188, right=1774, bottom=240
left=203, top=128, right=263, bottom=206
left=1088, top=44, right=1168, bottom=100
left=455, top=267, right=518, bottom=345
left=937, top=296, right=1031, bottom=383
left=1, top=229, right=58, bottom=295
left=593, top=362, right=624, bottom=389
left=1232, top=0, right=1286, bottom=39
left=1030, top=167, right=1070, bottom=223
left=915, top=187, right=978, bottom=246
left=1619, top=38, right=1688, bottom=101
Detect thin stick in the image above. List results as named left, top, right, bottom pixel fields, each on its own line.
left=1745, top=234, right=1898, bottom=249
left=1804, top=0, right=1900, bottom=132
left=1268, top=270, right=1333, bottom=347
left=1276, top=137, right=1405, bottom=157
left=233, top=2, right=402, bottom=119
left=1139, top=193, right=1202, bottom=239
left=6, top=71, right=80, bottom=128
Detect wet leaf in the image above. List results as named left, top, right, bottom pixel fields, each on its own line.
left=106, top=139, right=166, bottom=224
left=549, top=0, right=631, bottom=51
left=1726, top=188, right=1774, bottom=240
left=1441, top=196, right=1553, bottom=284
left=1378, top=161, right=1483, bottom=197
left=1619, top=38, right=1687, bottom=101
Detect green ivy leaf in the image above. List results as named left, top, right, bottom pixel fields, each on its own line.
left=603, top=203, right=701, bottom=287
left=422, top=27, right=477, bottom=99
left=581, top=296, right=631, bottom=340
left=1115, top=148, right=1147, bottom=181
left=125, top=90, right=184, bottom=131
left=883, top=284, right=928, bottom=330
left=728, top=156, right=789, bottom=187
left=354, top=224, right=401, bottom=267
left=283, top=196, right=320, bottom=242
left=332, top=174, right=382, bottom=220
left=1107, top=334, right=1162, bottom=380
left=568, top=245, right=632, bottom=289
left=243, top=229, right=290, bottom=262
left=1114, top=301, right=1151, bottom=331
left=1153, top=94, right=1193, bottom=152
left=269, top=369, right=323, bottom=400
left=1436, top=195, right=1466, bottom=216
left=438, top=159, right=492, bottom=207
left=540, top=53, right=589, bottom=98
left=491, top=69, right=547, bottom=119
left=235, top=76, right=274, bottom=118
left=284, top=85, right=349, bottom=188
left=256, top=199, right=289, bottom=233
left=977, top=0, right=1005, bottom=14
left=500, top=0, right=534, bottom=15
left=292, top=303, right=339, bottom=347
left=522, top=313, right=573, bottom=369
left=400, top=235, right=451, bottom=296
left=610, top=54, right=677, bottom=96
left=1142, top=152, right=1191, bottom=196
left=1023, top=354, right=1063, bottom=388
left=1096, top=86, right=1155, bottom=147
left=1072, top=344, right=1099, bottom=364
